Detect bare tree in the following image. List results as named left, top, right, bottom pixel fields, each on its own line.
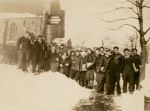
left=95, top=0, right=150, bottom=88
left=102, top=36, right=116, bottom=48
left=76, top=34, right=89, bottom=49
left=124, top=32, right=139, bottom=50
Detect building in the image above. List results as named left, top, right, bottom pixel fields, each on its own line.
left=0, top=0, right=65, bottom=64
left=0, top=0, right=65, bottom=45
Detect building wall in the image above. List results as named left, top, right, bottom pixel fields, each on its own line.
left=0, top=17, right=44, bottom=46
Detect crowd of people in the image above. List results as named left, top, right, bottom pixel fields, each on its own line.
left=17, top=31, right=141, bottom=96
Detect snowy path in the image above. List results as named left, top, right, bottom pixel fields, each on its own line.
left=0, top=64, right=91, bottom=111
left=0, top=64, right=150, bottom=111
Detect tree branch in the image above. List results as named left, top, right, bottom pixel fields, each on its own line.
left=143, top=6, right=150, bottom=8
left=143, top=1, right=150, bottom=7
left=144, top=27, right=150, bottom=35
left=127, top=0, right=139, bottom=6
left=101, top=17, right=138, bottom=23
left=85, top=7, right=138, bottom=15
left=146, top=37, right=150, bottom=44
left=109, top=24, right=140, bottom=32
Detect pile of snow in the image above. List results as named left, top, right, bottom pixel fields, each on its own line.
left=0, top=64, right=92, bottom=111
left=113, top=64, right=150, bottom=111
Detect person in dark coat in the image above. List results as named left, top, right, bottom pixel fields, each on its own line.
left=29, top=36, right=38, bottom=73
left=36, top=35, right=47, bottom=74
left=107, top=46, right=124, bottom=96
left=42, top=43, right=51, bottom=72
left=60, top=51, right=71, bottom=77
left=104, top=49, right=111, bottom=94
left=80, top=52, right=87, bottom=87
left=122, top=48, right=134, bottom=94
left=94, top=48, right=106, bottom=93
left=17, top=31, right=31, bottom=72
left=69, top=50, right=81, bottom=82
left=132, top=48, right=141, bottom=90
left=50, top=47, right=60, bottom=72
left=86, top=48, right=95, bottom=88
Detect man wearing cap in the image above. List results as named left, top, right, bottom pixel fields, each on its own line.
left=17, top=30, right=31, bottom=72
left=36, top=35, right=47, bottom=74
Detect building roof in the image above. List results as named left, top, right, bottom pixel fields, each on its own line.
left=0, top=13, right=37, bottom=19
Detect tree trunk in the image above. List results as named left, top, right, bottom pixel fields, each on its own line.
left=139, top=41, right=146, bottom=83
left=138, top=2, right=147, bottom=90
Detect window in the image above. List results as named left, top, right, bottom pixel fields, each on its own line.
left=10, top=22, right=18, bottom=40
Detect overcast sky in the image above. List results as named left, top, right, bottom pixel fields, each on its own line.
left=0, top=0, right=150, bottom=49
left=59, top=0, right=150, bottom=48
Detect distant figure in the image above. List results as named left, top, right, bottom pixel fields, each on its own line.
left=17, top=31, right=31, bottom=72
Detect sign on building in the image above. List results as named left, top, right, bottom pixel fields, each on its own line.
left=47, top=15, right=61, bottom=25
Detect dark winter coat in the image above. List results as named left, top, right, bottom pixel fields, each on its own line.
left=71, top=55, right=81, bottom=70
left=87, top=52, right=95, bottom=70
left=17, top=36, right=31, bottom=50
left=94, top=54, right=105, bottom=73
left=122, top=55, right=134, bottom=71
left=132, top=54, right=141, bottom=69
left=104, top=55, right=111, bottom=68
left=36, top=40, right=47, bottom=63
left=50, top=53, right=60, bottom=63
left=30, top=41, right=38, bottom=56
left=60, top=56, right=71, bottom=68
left=108, top=53, right=124, bottom=71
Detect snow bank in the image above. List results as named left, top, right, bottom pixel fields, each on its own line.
left=0, top=64, right=92, bottom=111
left=113, top=64, right=150, bottom=111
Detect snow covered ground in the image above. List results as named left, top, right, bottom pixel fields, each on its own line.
left=0, top=64, right=92, bottom=111
left=113, top=64, right=150, bottom=111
